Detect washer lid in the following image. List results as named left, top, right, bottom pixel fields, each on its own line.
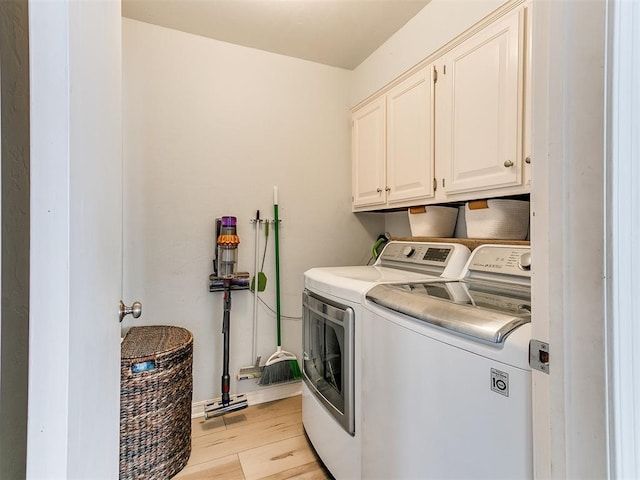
left=366, top=281, right=530, bottom=344
left=304, top=266, right=440, bottom=303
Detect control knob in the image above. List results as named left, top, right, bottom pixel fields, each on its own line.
left=518, top=252, right=532, bottom=271
left=402, top=246, right=415, bottom=258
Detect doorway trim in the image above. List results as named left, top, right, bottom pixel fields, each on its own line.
left=604, top=0, right=640, bottom=477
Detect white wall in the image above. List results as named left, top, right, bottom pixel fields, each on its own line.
left=351, top=0, right=507, bottom=106
left=385, top=211, right=411, bottom=238
left=122, top=18, right=382, bottom=403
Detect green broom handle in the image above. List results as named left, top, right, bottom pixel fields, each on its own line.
left=274, top=187, right=282, bottom=347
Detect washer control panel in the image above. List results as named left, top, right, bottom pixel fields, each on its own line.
left=377, top=241, right=471, bottom=278
left=467, top=245, right=532, bottom=278
left=381, top=242, right=453, bottom=266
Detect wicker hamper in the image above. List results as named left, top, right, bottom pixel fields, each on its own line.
left=120, top=326, right=193, bottom=480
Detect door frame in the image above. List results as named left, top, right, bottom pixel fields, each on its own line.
left=530, top=0, right=609, bottom=477
left=531, top=0, right=640, bottom=477
left=604, top=0, right=640, bottom=477
left=27, top=0, right=122, bottom=477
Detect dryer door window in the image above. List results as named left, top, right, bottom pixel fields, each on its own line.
left=302, top=290, right=355, bottom=435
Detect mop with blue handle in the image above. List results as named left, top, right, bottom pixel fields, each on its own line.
left=258, top=186, right=302, bottom=385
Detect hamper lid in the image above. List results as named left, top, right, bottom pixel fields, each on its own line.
left=121, top=326, right=192, bottom=359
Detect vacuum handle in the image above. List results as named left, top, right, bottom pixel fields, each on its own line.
left=221, top=279, right=232, bottom=405
left=213, top=217, right=222, bottom=277
left=274, top=194, right=281, bottom=346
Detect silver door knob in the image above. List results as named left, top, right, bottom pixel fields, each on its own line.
left=504, top=160, right=514, bottom=167
left=119, top=300, right=142, bottom=322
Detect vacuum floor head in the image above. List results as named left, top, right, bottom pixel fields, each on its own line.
left=204, top=394, right=248, bottom=420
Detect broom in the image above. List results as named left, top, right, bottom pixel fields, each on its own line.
left=258, top=186, right=302, bottom=385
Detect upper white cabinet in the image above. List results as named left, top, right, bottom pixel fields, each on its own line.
left=386, top=67, right=435, bottom=204
left=437, top=8, right=525, bottom=196
left=352, top=66, right=435, bottom=210
left=352, top=97, right=386, bottom=208
left=352, top=2, right=531, bottom=212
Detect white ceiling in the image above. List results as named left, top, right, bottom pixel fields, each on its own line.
left=121, top=0, right=431, bottom=70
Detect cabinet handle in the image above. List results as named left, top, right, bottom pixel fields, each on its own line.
left=525, top=156, right=531, bottom=164
left=376, top=188, right=383, bottom=193
left=385, top=187, right=391, bottom=192
left=504, top=160, right=514, bottom=167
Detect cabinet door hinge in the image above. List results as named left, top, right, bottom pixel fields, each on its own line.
left=529, top=339, right=550, bottom=374
left=433, top=178, right=437, bottom=191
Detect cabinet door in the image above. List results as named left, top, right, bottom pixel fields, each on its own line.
left=386, top=66, right=435, bottom=204
left=352, top=97, right=386, bottom=208
left=439, top=9, right=523, bottom=195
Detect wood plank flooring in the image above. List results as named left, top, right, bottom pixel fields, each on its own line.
left=174, top=395, right=333, bottom=480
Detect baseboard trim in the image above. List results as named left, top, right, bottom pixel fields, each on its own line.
left=191, top=380, right=302, bottom=418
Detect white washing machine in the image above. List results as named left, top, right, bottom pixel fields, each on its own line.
left=361, top=244, right=533, bottom=479
left=302, top=241, right=471, bottom=479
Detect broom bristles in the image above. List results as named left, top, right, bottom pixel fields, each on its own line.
left=258, top=359, right=301, bottom=386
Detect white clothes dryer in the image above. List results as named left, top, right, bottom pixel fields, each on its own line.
left=302, top=241, right=471, bottom=479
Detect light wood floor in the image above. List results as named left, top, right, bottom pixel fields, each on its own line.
left=173, top=395, right=333, bottom=480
